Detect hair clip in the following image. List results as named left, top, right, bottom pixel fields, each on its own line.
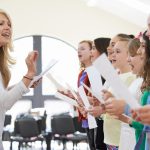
left=135, top=32, right=143, bottom=40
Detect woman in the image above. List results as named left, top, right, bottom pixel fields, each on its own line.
left=0, top=9, right=38, bottom=149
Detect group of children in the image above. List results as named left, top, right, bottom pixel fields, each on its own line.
left=61, top=15, right=150, bottom=150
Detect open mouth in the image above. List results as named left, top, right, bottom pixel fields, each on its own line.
left=112, top=59, right=116, bottom=64
left=130, top=64, right=134, bottom=70
left=78, top=55, right=82, bottom=58
left=1, top=32, right=11, bottom=38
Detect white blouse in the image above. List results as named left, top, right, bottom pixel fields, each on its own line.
left=119, top=77, right=143, bottom=150
left=0, top=74, right=29, bottom=150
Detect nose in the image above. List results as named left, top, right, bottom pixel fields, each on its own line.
left=107, top=45, right=111, bottom=52
left=127, top=55, right=131, bottom=63
left=4, top=22, right=11, bottom=30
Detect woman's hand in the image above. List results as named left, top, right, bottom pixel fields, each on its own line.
left=22, top=51, right=39, bottom=88
left=25, top=51, right=39, bottom=78
left=30, top=78, right=42, bottom=88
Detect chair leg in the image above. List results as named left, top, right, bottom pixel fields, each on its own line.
left=63, top=140, right=66, bottom=150
left=18, top=142, right=20, bottom=150
left=10, top=141, right=12, bottom=150
left=72, top=142, right=75, bottom=150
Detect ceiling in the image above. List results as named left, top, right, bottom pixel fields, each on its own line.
left=83, top=0, right=150, bottom=28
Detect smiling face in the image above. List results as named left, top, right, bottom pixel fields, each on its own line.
left=107, top=36, right=120, bottom=61
left=128, top=54, right=144, bottom=75
left=0, top=13, right=12, bottom=47
left=112, top=40, right=129, bottom=70
left=127, top=39, right=145, bottom=75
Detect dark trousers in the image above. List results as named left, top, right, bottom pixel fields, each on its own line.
left=85, top=119, right=106, bottom=150
left=95, top=118, right=107, bottom=150
left=85, top=128, right=95, bottom=150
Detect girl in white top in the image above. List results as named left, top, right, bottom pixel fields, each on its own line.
left=88, top=37, right=136, bottom=149
left=118, top=38, right=144, bottom=150
left=105, top=38, right=145, bottom=150
left=0, top=9, right=39, bottom=150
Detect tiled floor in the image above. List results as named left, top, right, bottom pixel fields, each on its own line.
left=3, top=140, right=89, bottom=150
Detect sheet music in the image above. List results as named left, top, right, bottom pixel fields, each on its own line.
left=81, top=82, right=104, bottom=103
left=46, top=73, right=67, bottom=92
left=66, top=83, right=78, bottom=100
left=86, top=65, right=103, bottom=93
left=93, top=53, right=140, bottom=109
left=85, top=66, right=104, bottom=103
left=28, top=59, right=58, bottom=88
left=55, top=92, right=78, bottom=107
left=78, top=86, right=97, bottom=129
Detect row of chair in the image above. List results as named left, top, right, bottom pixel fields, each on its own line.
left=3, top=113, right=88, bottom=150
left=51, top=114, right=88, bottom=149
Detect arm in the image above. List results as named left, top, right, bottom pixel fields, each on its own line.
left=1, top=51, right=38, bottom=110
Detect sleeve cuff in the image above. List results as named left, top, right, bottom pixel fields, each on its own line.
left=20, top=81, right=30, bottom=94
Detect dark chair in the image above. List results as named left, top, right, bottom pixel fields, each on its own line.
left=4, top=114, right=12, bottom=126
left=51, top=114, right=87, bottom=150
left=2, top=114, right=12, bottom=141
left=10, top=117, right=44, bottom=150
left=73, top=116, right=86, bottom=133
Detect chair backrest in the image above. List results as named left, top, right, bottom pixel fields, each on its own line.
left=73, top=117, right=85, bottom=133
left=18, top=118, right=39, bottom=138
left=51, top=114, right=75, bottom=135
left=14, top=113, right=34, bottom=135
left=4, top=115, right=11, bottom=127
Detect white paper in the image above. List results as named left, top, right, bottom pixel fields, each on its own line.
left=28, top=59, right=58, bottom=88
left=46, top=73, right=67, bottom=92
left=66, top=83, right=78, bottom=100
left=81, top=82, right=104, bottom=103
left=55, top=92, right=78, bottom=107
left=86, top=66, right=103, bottom=93
left=78, top=86, right=97, bottom=129
left=93, top=53, right=140, bottom=109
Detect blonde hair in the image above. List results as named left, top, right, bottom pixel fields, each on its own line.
left=0, top=9, right=15, bottom=88
left=128, top=38, right=140, bottom=56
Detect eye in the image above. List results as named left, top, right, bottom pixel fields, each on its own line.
left=92, top=46, right=96, bottom=50
left=116, top=50, right=120, bottom=53
left=8, top=22, right=11, bottom=27
left=0, top=21, right=4, bottom=26
left=111, top=42, right=115, bottom=47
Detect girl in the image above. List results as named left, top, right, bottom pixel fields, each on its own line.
left=103, top=38, right=136, bottom=150
left=131, top=30, right=150, bottom=149
left=77, top=40, right=95, bottom=150
left=90, top=37, right=110, bottom=150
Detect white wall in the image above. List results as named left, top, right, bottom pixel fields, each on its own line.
left=1, top=0, right=142, bottom=47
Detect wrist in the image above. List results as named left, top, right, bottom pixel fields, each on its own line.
left=128, top=118, right=133, bottom=125
left=23, top=75, right=33, bottom=81
left=25, top=73, right=35, bottom=79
